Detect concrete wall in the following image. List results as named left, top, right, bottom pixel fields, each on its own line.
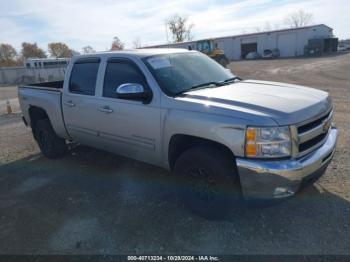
left=0, top=66, right=67, bottom=85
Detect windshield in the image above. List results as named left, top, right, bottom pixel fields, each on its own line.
left=143, top=52, right=234, bottom=96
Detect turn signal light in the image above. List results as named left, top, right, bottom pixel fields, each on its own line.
left=246, top=128, right=256, bottom=141
left=246, top=142, right=257, bottom=157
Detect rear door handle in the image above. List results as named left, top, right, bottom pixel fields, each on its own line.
left=98, top=106, right=113, bottom=113
left=64, top=100, right=75, bottom=107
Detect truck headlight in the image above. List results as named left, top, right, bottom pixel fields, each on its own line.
left=245, top=126, right=291, bottom=158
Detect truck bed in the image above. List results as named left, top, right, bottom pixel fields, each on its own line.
left=18, top=81, right=69, bottom=139
left=24, top=80, right=64, bottom=90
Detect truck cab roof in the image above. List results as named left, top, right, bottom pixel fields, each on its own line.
left=73, top=48, right=191, bottom=60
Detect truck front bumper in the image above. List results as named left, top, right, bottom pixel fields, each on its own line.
left=236, top=127, right=338, bottom=201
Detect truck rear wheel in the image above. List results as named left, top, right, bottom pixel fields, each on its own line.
left=34, top=119, right=66, bottom=159
left=173, top=146, right=241, bottom=219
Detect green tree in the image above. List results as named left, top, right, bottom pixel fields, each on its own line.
left=48, top=42, right=73, bottom=58
left=0, top=43, right=18, bottom=67
left=21, top=42, right=46, bottom=59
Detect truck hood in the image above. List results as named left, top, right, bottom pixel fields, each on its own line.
left=180, top=80, right=331, bottom=125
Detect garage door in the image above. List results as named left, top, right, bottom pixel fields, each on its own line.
left=277, top=33, right=297, bottom=57
left=241, top=43, right=257, bottom=59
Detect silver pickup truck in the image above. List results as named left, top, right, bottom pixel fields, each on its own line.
left=19, top=49, right=338, bottom=219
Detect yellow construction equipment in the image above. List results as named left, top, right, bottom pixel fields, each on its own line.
left=195, top=39, right=229, bottom=67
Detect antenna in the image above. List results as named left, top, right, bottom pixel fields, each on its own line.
left=165, top=22, right=170, bottom=48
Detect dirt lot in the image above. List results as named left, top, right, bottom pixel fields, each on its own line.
left=0, top=53, right=349, bottom=255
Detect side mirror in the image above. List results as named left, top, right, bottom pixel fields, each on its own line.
left=115, top=83, right=152, bottom=104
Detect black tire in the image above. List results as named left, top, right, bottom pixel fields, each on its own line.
left=217, top=55, right=229, bottom=68
left=173, top=145, right=241, bottom=219
left=34, top=119, right=66, bottom=159
left=223, top=57, right=229, bottom=67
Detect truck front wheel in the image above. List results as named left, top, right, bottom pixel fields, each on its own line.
left=173, top=146, right=241, bottom=219
left=34, top=119, right=66, bottom=159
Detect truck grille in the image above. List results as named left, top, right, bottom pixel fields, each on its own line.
left=296, top=109, right=332, bottom=157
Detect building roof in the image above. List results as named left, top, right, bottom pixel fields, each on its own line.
left=147, top=24, right=333, bottom=48
left=216, top=24, right=332, bottom=40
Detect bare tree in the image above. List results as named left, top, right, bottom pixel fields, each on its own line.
left=253, top=21, right=273, bottom=33
left=273, top=23, right=281, bottom=30
left=21, top=42, right=46, bottom=59
left=263, top=22, right=271, bottom=31
left=254, top=26, right=261, bottom=33
left=48, top=42, right=72, bottom=58
left=284, top=10, right=313, bottom=28
left=82, top=45, right=95, bottom=54
left=70, top=49, right=81, bottom=56
left=132, top=37, right=142, bottom=49
left=110, top=36, right=124, bottom=51
left=166, top=14, right=194, bottom=43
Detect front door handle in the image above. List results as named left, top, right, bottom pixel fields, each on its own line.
left=98, top=106, right=113, bottom=113
left=64, top=100, right=75, bottom=107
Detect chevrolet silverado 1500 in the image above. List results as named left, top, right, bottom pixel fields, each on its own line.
left=18, top=49, right=338, bottom=218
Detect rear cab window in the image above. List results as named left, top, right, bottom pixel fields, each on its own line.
left=69, top=58, right=100, bottom=96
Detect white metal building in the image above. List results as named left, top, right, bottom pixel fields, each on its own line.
left=149, top=24, right=334, bottom=60
left=24, top=57, right=70, bottom=68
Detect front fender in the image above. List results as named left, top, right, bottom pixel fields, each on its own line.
left=161, top=109, right=246, bottom=168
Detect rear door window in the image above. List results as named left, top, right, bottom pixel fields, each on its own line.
left=69, top=58, right=100, bottom=95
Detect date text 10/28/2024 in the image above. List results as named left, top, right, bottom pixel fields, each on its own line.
left=127, top=256, right=220, bottom=261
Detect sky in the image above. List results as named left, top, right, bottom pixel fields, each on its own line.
left=1, top=0, right=349, bottom=53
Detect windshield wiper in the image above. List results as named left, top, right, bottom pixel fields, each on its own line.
left=175, top=78, right=242, bottom=96
left=175, top=81, right=223, bottom=96
left=191, top=81, right=224, bottom=89
left=223, top=76, right=242, bottom=83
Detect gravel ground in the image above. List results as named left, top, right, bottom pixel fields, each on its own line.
left=0, top=53, right=349, bottom=255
